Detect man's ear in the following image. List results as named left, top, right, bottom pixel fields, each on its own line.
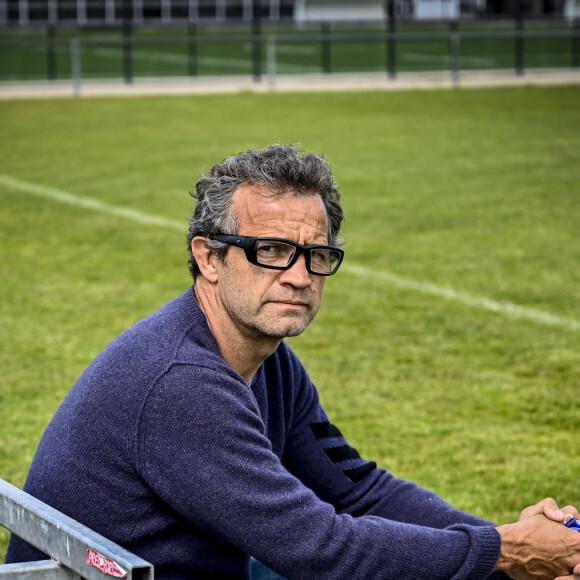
left=191, top=237, right=219, bottom=283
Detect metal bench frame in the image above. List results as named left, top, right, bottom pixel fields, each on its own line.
left=0, top=478, right=153, bottom=580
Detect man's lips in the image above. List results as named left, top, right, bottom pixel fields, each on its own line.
left=269, top=299, right=309, bottom=308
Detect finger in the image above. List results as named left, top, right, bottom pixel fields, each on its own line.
left=561, top=505, right=580, bottom=519
left=554, top=568, right=580, bottom=580
left=539, top=498, right=566, bottom=522
left=519, top=498, right=563, bottom=521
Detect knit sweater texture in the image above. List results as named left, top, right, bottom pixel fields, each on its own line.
left=8, top=288, right=503, bottom=579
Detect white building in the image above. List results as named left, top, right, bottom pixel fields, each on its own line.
left=295, top=0, right=385, bottom=21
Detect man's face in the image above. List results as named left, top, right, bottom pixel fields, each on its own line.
left=214, top=184, right=329, bottom=342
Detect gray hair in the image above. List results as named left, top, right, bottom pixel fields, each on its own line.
left=186, top=144, right=344, bottom=279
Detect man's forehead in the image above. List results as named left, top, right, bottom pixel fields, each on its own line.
left=232, top=184, right=328, bottom=235
left=233, top=184, right=324, bottom=211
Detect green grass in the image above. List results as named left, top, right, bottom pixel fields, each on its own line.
left=0, top=20, right=577, bottom=81
left=1, top=85, right=580, bottom=560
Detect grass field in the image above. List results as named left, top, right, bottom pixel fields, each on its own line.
left=1, top=20, right=577, bottom=81
left=1, top=84, right=580, bottom=561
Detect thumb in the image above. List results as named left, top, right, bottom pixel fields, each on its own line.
left=519, top=498, right=565, bottom=522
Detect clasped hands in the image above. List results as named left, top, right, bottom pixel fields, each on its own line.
left=496, top=498, right=580, bottom=580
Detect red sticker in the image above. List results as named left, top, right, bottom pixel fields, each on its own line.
left=87, top=549, right=128, bottom=578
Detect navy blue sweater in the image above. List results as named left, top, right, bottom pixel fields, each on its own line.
left=8, top=288, right=503, bottom=579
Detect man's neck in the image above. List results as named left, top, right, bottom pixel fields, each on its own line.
left=193, top=282, right=280, bottom=384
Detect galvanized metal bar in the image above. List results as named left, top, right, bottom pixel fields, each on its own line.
left=0, top=560, right=80, bottom=580
left=0, top=479, right=153, bottom=580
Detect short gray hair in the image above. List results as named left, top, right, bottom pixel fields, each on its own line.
left=186, top=144, right=344, bottom=279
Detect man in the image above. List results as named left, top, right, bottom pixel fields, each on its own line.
left=7, top=145, right=580, bottom=579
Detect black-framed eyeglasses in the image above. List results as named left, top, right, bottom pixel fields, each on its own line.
left=208, top=234, right=344, bottom=276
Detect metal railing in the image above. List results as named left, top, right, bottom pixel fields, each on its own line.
left=0, top=478, right=154, bottom=580
left=1, top=19, right=579, bottom=91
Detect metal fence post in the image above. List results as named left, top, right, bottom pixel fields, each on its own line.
left=71, top=38, right=82, bottom=96
left=450, top=20, right=460, bottom=84
left=122, top=0, right=133, bottom=84
left=321, top=22, right=331, bottom=74
left=515, top=0, right=525, bottom=76
left=386, top=0, right=397, bottom=79
left=267, top=35, right=276, bottom=90
left=187, top=22, right=198, bottom=76
left=573, top=19, right=579, bottom=68
left=47, top=25, right=57, bottom=81
left=252, top=7, right=262, bottom=83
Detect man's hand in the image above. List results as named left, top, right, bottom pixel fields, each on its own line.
left=554, top=562, right=580, bottom=580
left=496, top=513, right=580, bottom=580
left=518, top=498, right=579, bottom=525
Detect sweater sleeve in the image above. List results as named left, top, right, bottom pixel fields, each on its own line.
left=279, top=351, right=497, bottom=532
left=135, top=360, right=501, bottom=580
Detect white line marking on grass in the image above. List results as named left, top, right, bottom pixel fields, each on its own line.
left=343, top=263, right=580, bottom=331
left=0, top=174, right=184, bottom=231
left=402, top=52, right=495, bottom=67
left=3, top=173, right=579, bottom=332
left=92, top=47, right=255, bottom=71
left=89, top=46, right=321, bottom=73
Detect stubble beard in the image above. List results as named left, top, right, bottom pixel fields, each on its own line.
left=255, top=313, right=314, bottom=338
left=231, top=299, right=321, bottom=341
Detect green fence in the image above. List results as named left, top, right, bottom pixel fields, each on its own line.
left=1, top=20, right=579, bottom=84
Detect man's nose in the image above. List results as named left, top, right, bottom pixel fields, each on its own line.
left=278, top=253, right=312, bottom=287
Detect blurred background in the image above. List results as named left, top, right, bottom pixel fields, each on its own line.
left=1, top=0, right=579, bottom=85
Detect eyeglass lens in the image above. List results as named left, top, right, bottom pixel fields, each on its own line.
left=255, top=240, right=340, bottom=274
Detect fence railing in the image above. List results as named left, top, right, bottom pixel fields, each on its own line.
left=1, top=19, right=579, bottom=90
left=0, top=478, right=153, bottom=580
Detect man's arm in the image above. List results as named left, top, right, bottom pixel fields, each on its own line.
left=138, top=363, right=503, bottom=579
left=279, top=347, right=497, bottom=531
left=281, top=358, right=580, bottom=579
